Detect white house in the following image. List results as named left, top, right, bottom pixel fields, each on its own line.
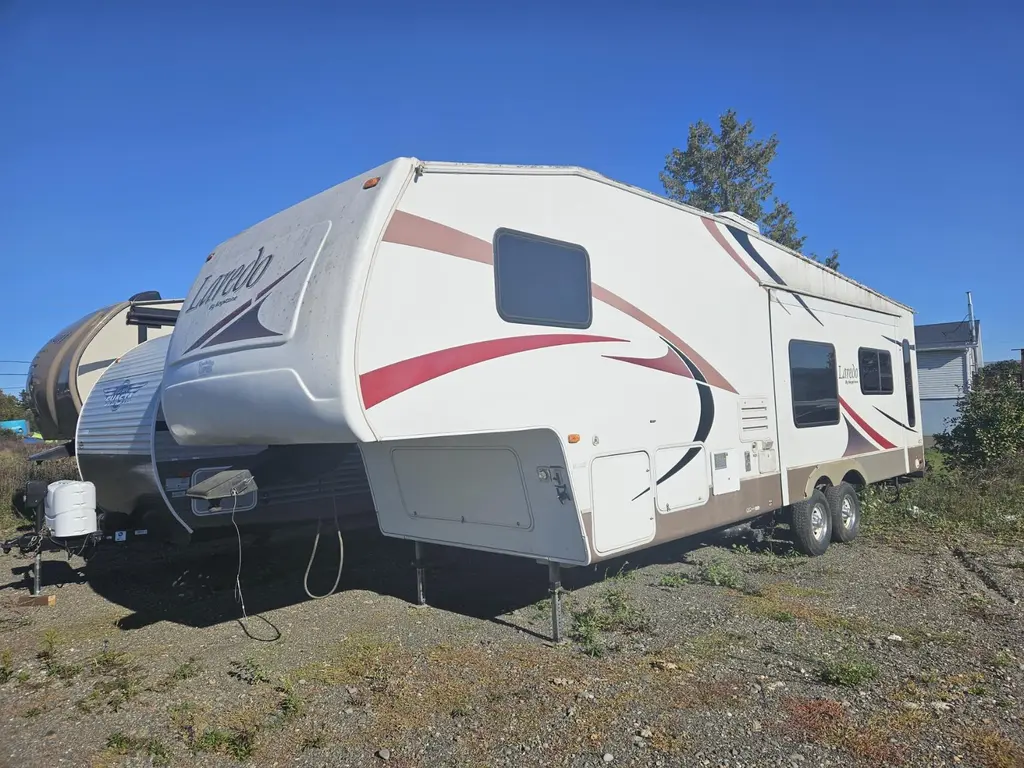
left=915, top=320, right=983, bottom=438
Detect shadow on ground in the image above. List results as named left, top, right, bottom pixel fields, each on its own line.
left=1, top=517, right=792, bottom=634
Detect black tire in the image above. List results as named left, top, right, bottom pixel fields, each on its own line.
left=789, top=488, right=832, bottom=557
left=825, top=482, right=861, bottom=543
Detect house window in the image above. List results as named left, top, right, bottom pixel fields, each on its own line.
left=903, top=339, right=916, bottom=428
left=858, top=348, right=894, bottom=395
left=789, top=340, right=840, bottom=428
left=493, top=229, right=592, bottom=328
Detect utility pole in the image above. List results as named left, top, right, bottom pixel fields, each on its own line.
left=1013, top=349, right=1024, bottom=388
left=966, top=291, right=978, bottom=386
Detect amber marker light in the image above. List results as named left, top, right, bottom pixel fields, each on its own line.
left=567, top=434, right=581, bottom=444
left=363, top=177, right=381, bottom=189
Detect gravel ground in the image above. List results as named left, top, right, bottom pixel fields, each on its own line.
left=1, top=523, right=1022, bottom=768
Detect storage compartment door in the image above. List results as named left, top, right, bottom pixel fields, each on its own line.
left=591, top=451, right=655, bottom=554
left=654, top=444, right=709, bottom=513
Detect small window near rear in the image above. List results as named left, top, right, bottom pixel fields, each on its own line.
left=493, top=229, right=592, bottom=329
left=858, top=348, right=894, bottom=395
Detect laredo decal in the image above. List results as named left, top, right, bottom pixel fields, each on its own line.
left=186, top=247, right=274, bottom=313
left=182, top=258, right=307, bottom=354
left=838, top=364, right=859, bottom=384
left=104, top=379, right=145, bottom=411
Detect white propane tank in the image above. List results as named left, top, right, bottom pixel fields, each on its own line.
left=44, top=480, right=98, bottom=538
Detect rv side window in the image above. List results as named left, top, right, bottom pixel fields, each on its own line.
left=902, top=339, right=916, bottom=428
left=493, top=229, right=592, bottom=329
left=858, top=348, right=894, bottom=395
left=789, top=340, right=840, bottom=428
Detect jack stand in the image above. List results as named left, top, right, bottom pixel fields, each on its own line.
left=548, top=561, right=565, bottom=644
left=30, top=550, right=42, bottom=596
left=413, top=541, right=427, bottom=607
left=18, top=550, right=54, bottom=606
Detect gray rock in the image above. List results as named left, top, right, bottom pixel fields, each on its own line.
left=376, top=748, right=391, bottom=761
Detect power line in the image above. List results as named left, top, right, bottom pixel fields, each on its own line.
left=0, top=360, right=31, bottom=364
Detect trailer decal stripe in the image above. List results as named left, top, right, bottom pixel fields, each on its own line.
left=384, top=210, right=493, bottom=265
left=604, top=348, right=693, bottom=379
left=700, top=217, right=761, bottom=282
left=839, top=397, right=896, bottom=449
left=632, top=337, right=716, bottom=500
left=721, top=225, right=824, bottom=327
left=360, top=334, right=623, bottom=409
left=873, top=406, right=916, bottom=433
left=383, top=211, right=738, bottom=395
left=843, top=416, right=878, bottom=456
left=589, top=286, right=737, bottom=393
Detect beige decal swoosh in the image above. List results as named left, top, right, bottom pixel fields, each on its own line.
left=382, top=211, right=737, bottom=394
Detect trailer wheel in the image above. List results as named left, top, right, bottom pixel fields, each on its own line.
left=825, top=482, right=860, bottom=543
left=789, top=489, right=832, bottom=557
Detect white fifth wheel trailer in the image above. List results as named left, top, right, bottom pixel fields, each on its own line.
left=161, top=158, right=924, bottom=638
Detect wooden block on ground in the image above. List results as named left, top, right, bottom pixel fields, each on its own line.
left=17, top=594, right=55, bottom=607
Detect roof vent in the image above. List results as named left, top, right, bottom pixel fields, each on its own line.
left=717, top=211, right=760, bottom=235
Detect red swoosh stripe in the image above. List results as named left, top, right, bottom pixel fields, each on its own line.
left=604, top=348, right=693, bottom=378
left=700, top=217, right=761, bottom=283
left=839, top=397, right=896, bottom=449
left=383, top=211, right=737, bottom=394
left=360, top=334, right=623, bottom=409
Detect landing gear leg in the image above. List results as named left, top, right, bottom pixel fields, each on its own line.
left=30, top=550, right=42, bottom=597
left=548, top=561, right=564, bottom=644
left=414, top=541, right=427, bottom=607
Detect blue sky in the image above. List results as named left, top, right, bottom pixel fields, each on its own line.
left=1, top=1, right=1021, bottom=392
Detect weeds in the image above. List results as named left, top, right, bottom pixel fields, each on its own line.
left=300, top=721, right=329, bottom=752
left=569, top=589, right=651, bottom=657
left=700, top=557, right=746, bottom=590
left=156, top=656, right=201, bottom=691
left=277, top=678, right=304, bottom=720
left=657, top=572, right=689, bottom=588
left=963, top=727, right=1024, bottom=768
left=229, top=655, right=271, bottom=685
left=818, top=659, right=878, bottom=687
left=861, top=454, right=1024, bottom=543
left=604, top=561, right=635, bottom=582
left=782, top=696, right=912, bottom=765
left=0, top=649, right=12, bottom=683
left=194, top=727, right=257, bottom=760
left=37, top=630, right=81, bottom=681
left=985, top=649, right=1016, bottom=669
left=78, top=650, right=144, bottom=712
left=106, top=732, right=170, bottom=766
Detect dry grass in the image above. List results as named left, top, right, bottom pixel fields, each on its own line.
left=0, top=441, right=78, bottom=536
left=740, top=583, right=874, bottom=634
left=963, top=727, right=1024, bottom=768
left=781, top=696, right=921, bottom=765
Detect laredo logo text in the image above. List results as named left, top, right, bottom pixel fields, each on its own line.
left=186, top=246, right=274, bottom=313
left=104, top=379, right=145, bottom=411
left=839, top=364, right=859, bottom=383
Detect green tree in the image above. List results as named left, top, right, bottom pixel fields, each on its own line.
left=0, top=391, right=23, bottom=422
left=0, top=390, right=35, bottom=431
left=660, top=109, right=840, bottom=270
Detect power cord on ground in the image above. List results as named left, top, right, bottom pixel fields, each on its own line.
left=303, top=496, right=344, bottom=599
left=229, top=478, right=280, bottom=642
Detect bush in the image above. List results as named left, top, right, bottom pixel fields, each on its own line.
left=0, top=442, right=79, bottom=536
left=862, top=454, right=1024, bottom=542
left=936, top=376, right=1024, bottom=470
